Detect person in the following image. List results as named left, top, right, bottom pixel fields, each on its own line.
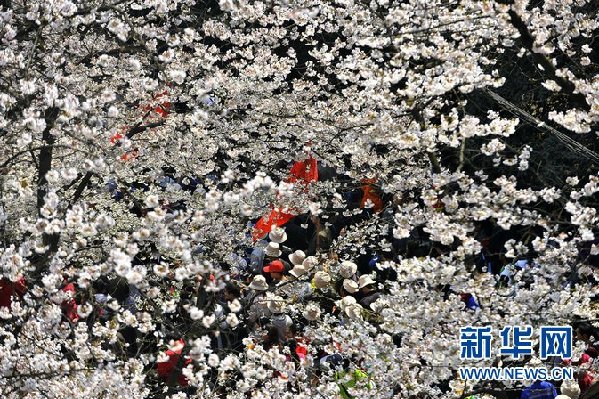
left=357, top=274, right=380, bottom=308
left=222, top=282, right=241, bottom=302
left=334, top=364, right=372, bottom=399
left=572, top=322, right=599, bottom=395
left=498, top=262, right=516, bottom=287
left=319, top=353, right=347, bottom=372
left=336, top=279, right=359, bottom=298
left=156, top=338, right=192, bottom=386
left=248, top=240, right=268, bottom=274
left=281, top=215, right=312, bottom=251
left=307, top=215, right=334, bottom=254
left=92, top=277, right=113, bottom=322
left=520, top=380, right=557, bottom=399
left=367, top=255, right=380, bottom=273
left=263, top=259, right=289, bottom=282
left=558, top=379, right=580, bottom=398
left=574, top=322, right=599, bottom=357
left=248, top=275, right=269, bottom=291
left=288, top=250, right=306, bottom=268
left=339, top=261, right=358, bottom=279
left=262, top=325, right=281, bottom=350
left=281, top=265, right=312, bottom=302
left=581, top=382, right=599, bottom=399
left=245, top=275, right=270, bottom=328
left=0, top=276, right=26, bottom=309
left=459, top=293, right=480, bottom=310
left=61, top=280, right=79, bottom=322
left=264, top=241, right=282, bottom=258
left=271, top=313, right=293, bottom=343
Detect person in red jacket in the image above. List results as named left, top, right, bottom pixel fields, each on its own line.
left=572, top=322, right=599, bottom=395
left=0, top=276, right=27, bottom=309
left=157, top=338, right=192, bottom=386
left=61, top=281, right=79, bottom=322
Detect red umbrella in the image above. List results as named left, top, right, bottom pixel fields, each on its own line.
left=252, top=157, right=319, bottom=241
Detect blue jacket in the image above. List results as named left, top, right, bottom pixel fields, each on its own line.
left=466, top=296, right=480, bottom=310
left=249, top=241, right=267, bottom=274
left=520, top=381, right=557, bottom=399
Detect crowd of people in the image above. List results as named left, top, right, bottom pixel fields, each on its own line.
left=1, top=158, right=598, bottom=399
left=509, top=321, right=599, bottom=399
left=136, top=160, right=597, bottom=398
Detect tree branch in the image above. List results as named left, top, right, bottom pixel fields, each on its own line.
left=481, top=88, right=599, bottom=165
left=36, top=107, right=59, bottom=212
left=507, top=9, right=588, bottom=108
